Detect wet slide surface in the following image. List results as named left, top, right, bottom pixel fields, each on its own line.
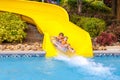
left=0, top=0, right=93, bottom=57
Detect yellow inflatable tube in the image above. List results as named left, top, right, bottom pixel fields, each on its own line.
left=0, top=0, right=93, bottom=57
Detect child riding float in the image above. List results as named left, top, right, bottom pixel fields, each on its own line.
left=51, top=33, right=75, bottom=53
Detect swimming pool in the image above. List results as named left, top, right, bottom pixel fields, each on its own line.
left=0, top=55, right=119, bottom=80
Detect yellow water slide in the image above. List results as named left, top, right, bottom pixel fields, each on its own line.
left=0, top=0, right=93, bottom=57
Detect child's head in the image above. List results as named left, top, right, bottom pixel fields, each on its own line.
left=59, top=33, right=64, bottom=38
left=59, top=33, right=64, bottom=36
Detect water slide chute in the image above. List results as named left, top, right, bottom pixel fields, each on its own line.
left=0, top=0, right=93, bottom=57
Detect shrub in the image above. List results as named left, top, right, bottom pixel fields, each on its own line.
left=103, top=0, right=112, bottom=8
left=0, top=12, right=28, bottom=43
left=107, top=23, right=120, bottom=42
left=69, top=14, right=80, bottom=24
left=91, top=1, right=111, bottom=12
left=96, top=32, right=117, bottom=46
left=82, top=0, right=111, bottom=13
left=76, top=16, right=106, bottom=37
left=60, top=0, right=77, bottom=13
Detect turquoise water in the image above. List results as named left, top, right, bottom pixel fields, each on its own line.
left=0, top=55, right=120, bottom=80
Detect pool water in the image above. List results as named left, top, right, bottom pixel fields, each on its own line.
left=0, top=55, right=120, bottom=80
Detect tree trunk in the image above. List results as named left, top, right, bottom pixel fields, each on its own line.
left=117, top=0, right=120, bottom=21
left=112, top=0, right=116, bottom=16
left=77, top=0, right=82, bottom=14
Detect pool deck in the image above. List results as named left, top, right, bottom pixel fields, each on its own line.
left=0, top=50, right=119, bottom=53
left=94, top=46, right=120, bottom=56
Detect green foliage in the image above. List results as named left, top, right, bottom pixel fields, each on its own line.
left=60, top=0, right=77, bottom=12
left=60, top=0, right=68, bottom=5
left=67, top=0, right=77, bottom=8
left=69, top=14, right=80, bottom=24
left=0, top=12, right=28, bottom=43
left=91, top=1, right=111, bottom=12
left=60, top=0, right=70, bottom=12
left=76, top=16, right=106, bottom=37
left=82, top=0, right=111, bottom=13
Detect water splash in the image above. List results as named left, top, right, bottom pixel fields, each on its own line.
left=72, top=56, right=113, bottom=76
left=54, top=54, right=113, bottom=77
